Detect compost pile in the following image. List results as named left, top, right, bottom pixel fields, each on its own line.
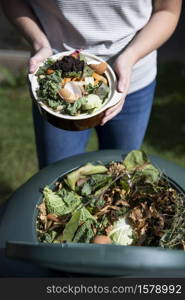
left=37, top=150, right=185, bottom=250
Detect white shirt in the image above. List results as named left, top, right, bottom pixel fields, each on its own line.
left=28, top=0, right=157, bottom=93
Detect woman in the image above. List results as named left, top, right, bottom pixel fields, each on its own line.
left=2, top=0, right=182, bottom=168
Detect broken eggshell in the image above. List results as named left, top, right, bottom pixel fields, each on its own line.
left=89, top=62, right=108, bottom=75
left=58, top=81, right=83, bottom=103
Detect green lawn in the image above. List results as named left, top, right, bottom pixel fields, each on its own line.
left=0, top=62, right=185, bottom=204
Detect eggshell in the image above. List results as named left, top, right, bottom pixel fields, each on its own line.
left=89, top=62, right=108, bottom=75
left=92, top=235, right=112, bottom=244
left=58, top=88, right=76, bottom=103
left=59, top=81, right=84, bottom=103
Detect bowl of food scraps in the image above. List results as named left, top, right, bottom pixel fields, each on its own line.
left=28, top=50, right=123, bottom=131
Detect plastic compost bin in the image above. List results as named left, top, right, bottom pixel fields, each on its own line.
left=1, top=150, right=185, bottom=277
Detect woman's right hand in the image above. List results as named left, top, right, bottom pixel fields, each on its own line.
left=28, top=46, right=53, bottom=73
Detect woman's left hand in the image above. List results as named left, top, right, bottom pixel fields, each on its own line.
left=100, top=51, right=135, bottom=125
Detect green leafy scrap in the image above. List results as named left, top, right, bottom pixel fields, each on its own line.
left=44, top=186, right=81, bottom=216
left=65, top=97, right=87, bottom=115
left=81, top=182, right=92, bottom=196
left=83, top=65, right=94, bottom=77
left=47, top=99, right=63, bottom=109
left=85, top=82, right=101, bottom=94
left=58, top=207, right=96, bottom=242
left=79, top=53, right=87, bottom=62
left=39, top=231, right=57, bottom=243
left=63, top=71, right=82, bottom=78
left=37, top=70, right=61, bottom=101
left=123, top=150, right=160, bottom=184
left=123, top=150, right=150, bottom=171
left=36, top=58, right=55, bottom=76
left=58, top=188, right=81, bottom=208
left=89, top=174, right=112, bottom=192
left=72, top=219, right=95, bottom=243
left=66, top=163, right=107, bottom=190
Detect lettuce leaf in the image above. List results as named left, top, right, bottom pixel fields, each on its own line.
left=123, top=150, right=160, bottom=184
left=65, top=97, right=87, bottom=115
left=79, top=53, right=87, bottom=62
left=58, top=188, right=81, bottom=208
left=89, top=174, right=112, bottom=192
left=83, top=65, right=94, bottom=77
left=82, top=94, right=102, bottom=110
left=72, top=219, right=95, bottom=243
left=43, top=186, right=81, bottom=216
left=40, top=231, right=57, bottom=243
left=58, top=207, right=96, bottom=242
left=109, top=217, right=134, bottom=246
left=81, top=182, right=92, bottom=196
left=66, top=163, right=108, bottom=190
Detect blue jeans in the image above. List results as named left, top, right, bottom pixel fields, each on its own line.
left=32, top=80, right=156, bottom=169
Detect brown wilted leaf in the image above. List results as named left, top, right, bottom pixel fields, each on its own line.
left=55, top=181, right=63, bottom=190
left=182, top=240, right=185, bottom=251
left=37, top=202, right=48, bottom=230
left=105, top=196, right=113, bottom=205
left=95, top=205, right=111, bottom=217
left=107, top=162, right=125, bottom=176
left=46, top=220, right=53, bottom=230
left=37, top=202, right=46, bottom=216
left=47, top=213, right=59, bottom=222
left=141, top=223, right=148, bottom=234
left=115, top=199, right=130, bottom=207
left=129, top=207, right=143, bottom=222
left=137, top=219, right=147, bottom=231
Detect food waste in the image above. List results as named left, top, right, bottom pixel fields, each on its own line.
left=37, top=150, right=185, bottom=250
left=36, top=50, right=110, bottom=116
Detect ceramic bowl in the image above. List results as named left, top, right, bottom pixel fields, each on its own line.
left=28, top=51, right=123, bottom=131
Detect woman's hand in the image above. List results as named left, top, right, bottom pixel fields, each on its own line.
left=28, top=46, right=53, bottom=73
left=101, top=51, right=135, bottom=125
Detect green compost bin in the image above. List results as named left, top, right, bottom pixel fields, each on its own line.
left=1, top=150, right=185, bottom=277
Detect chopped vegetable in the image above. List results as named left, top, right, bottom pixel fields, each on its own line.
left=108, top=217, right=134, bottom=245
left=92, top=72, right=108, bottom=85
left=82, top=94, right=102, bottom=111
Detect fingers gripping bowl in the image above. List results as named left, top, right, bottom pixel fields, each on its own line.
left=28, top=51, right=123, bottom=131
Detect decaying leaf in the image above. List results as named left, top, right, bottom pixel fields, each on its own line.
left=66, top=163, right=107, bottom=190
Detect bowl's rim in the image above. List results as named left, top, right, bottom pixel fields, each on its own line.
left=29, top=51, right=122, bottom=120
